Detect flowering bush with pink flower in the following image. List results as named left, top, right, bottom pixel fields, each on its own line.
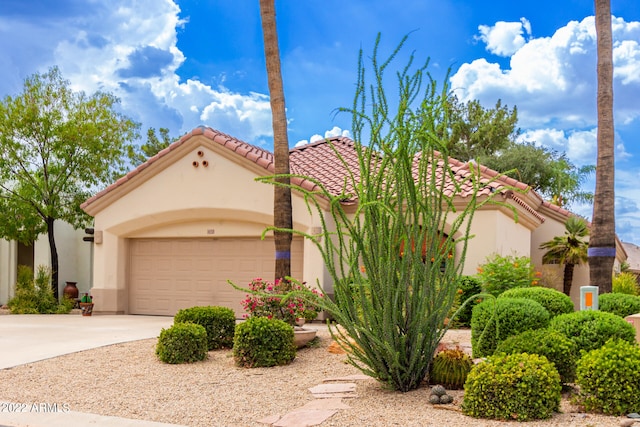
left=241, top=278, right=323, bottom=325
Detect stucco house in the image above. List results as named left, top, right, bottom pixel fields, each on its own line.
left=621, top=242, right=640, bottom=279
left=0, top=223, right=92, bottom=305
left=80, top=126, right=626, bottom=316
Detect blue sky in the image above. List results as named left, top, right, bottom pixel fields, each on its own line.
left=1, top=1, right=639, bottom=244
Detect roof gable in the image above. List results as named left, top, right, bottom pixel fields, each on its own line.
left=82, top=126, right=544, bottom=225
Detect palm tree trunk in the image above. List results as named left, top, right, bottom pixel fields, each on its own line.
left=563, top=263, right=575, bottom=296
left=589, top=0, right=615, bottom=294
left=46, top=216, right=59, bottom=299
left=259, top=0, right=293, bottom=282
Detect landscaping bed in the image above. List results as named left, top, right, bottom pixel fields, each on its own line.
left=0, top=327, right=624, bottom=426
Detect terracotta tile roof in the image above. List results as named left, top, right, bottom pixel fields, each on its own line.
left=289, top=136, right=360, bottom=203
left=81, top=126, right=544, bottom=224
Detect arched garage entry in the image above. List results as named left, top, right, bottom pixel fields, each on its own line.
left=128, top=237, right=303, bottom=316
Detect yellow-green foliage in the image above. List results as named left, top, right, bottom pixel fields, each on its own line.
left=7, top=265, right=72, bottom=314
left=613, top=272, right=640, bottom=296
left=476, top=254, right=536, bottom=297
left=576, top=339, right=640, bottom=415
left=462, top=353, right=561, bottom=421
left=495, top=328, right=578, bottom=384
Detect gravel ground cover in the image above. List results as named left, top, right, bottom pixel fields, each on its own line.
left=0, top=326, right=624, bottom=427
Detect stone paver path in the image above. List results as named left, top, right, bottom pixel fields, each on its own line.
left=257, top=375, right=371, bottom=426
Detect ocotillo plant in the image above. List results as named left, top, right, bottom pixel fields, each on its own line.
left=259, top=34, right=503, bottom=392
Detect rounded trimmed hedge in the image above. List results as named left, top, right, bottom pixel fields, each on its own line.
left=576, top=339, right=640, bottom=415
left=499, top=286, right=574, bottom=318
left=471, top=298, right=550, bottom=358
left=156, top=322, right=208, bottom=364
left=175, top=306, right=236, bottom=350
left=462, top=352, right=561, bottom=421
left=233, top=317, right=296, bottom=368
left=598, top=293, right=640, bottom=319
left=549, top=310, right=636, bottom=354
left=495, top=328, right=578, bottom=384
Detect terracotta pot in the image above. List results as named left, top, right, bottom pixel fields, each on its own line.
left=63, top=282, right=79, bottom=300
left=79, top=302, right=94, bottom=317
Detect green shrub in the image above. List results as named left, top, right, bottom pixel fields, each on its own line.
left=174, top=306, right=235, bottom=350
left=462, top=352, right=561, bottom=421
left=155, top=323, right=208, bottom=364
left=613, top=272, right=640, bottom=295
left=598, top=293, right=640, bottom=318
left=476, top=254, right=536, bottom=297
left=233, top=317, right=295, bottom=368
left=575, top=339, right=640, bottom=415
left=499, top=286, right=574, bottom=318
left=471, top=298, right=550, bottom=358
left=56, top=296, right=75, bottom=314
left=549, top=310, right=636, bottom=354
left=429, top=347, right=473, bottom=389
left=495, top=328, right=578, bottom=384
left=7, top=265, right=71, bottom=314
left=451, top=276, right=483, bottom=328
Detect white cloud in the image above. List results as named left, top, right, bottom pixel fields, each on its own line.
left=0, top=0, right=273, bottom=144
left=452, top=16, right=640, bottom=130
left=324, top=126, right=351, bottom=139
left=519, top=128, right=596, bottom=166
left=476, top=18, right=532, bottom=57
left=566, top=129, right=597, bottom=164
left=295, top=126, right=352, bottom=147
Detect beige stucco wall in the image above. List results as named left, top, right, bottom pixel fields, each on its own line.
left=461, top=209, right=533, bottom=276
left=0, top=240, right=17, bottom=304
left=88, top=139, right=327, bottom=313
left=0, top=222, right=91, bottom=305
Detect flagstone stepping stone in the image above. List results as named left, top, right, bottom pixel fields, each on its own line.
left=271, top=409, right=339, bottom=427
left=311, top=392, right=358, bottom=399
left=299, top=398, right=351, bottom=410
left=308, top=383, right=356, bottom=394
left=257, top=414, right=283, bottom=425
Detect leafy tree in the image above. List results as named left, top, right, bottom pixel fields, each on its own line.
left=590, top=0, right=616, bottom=293
left=128, top=127, right=175, bottom=166
left=260, top=0, right=293, bottom=281
left=442, top=96, right=593, bottom=207
left=540, top=216, right=589, bottom=296
left=444, top=96, right=518, bottom=161
left=483, top=143, right=595, bottom=206
left=0, top=66, right=139, bottom=297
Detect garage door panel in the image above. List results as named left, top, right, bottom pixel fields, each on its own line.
left=129, top=238, right=303, bottom=316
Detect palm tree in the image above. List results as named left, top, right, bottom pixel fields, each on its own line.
left=259, top=0, right=293, bottom=281
left=540, top=216, right=589, bottom=296
left=589, top=0, right=616, bottom=293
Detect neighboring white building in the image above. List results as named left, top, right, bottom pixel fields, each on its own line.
left=0, top=221, right=92, bottom=305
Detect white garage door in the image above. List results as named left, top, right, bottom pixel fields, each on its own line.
left=129, top=237, right=304, bottom=316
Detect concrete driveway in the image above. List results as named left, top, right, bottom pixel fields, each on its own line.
left=0, top=314, right=173, bottom=370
